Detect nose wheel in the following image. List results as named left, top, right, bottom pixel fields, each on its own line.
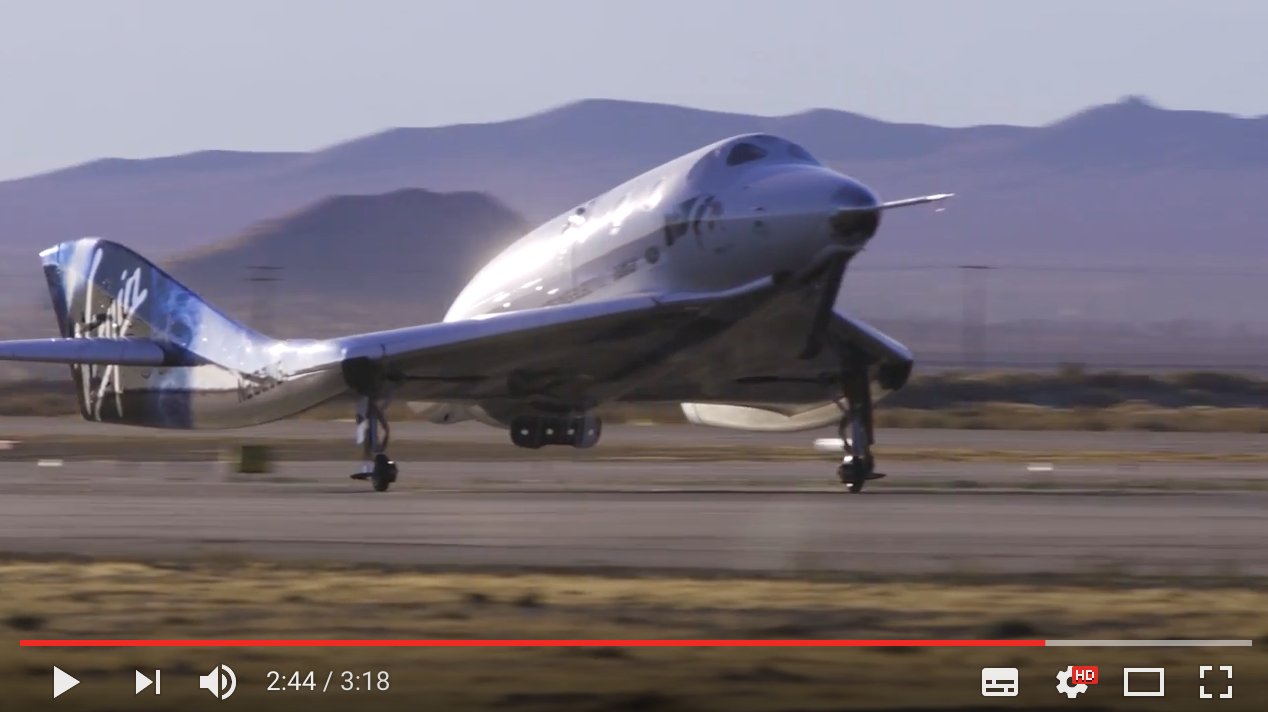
left=836, top=435, right=884, bottom=493
left=834, top=362, right=885, bottom=493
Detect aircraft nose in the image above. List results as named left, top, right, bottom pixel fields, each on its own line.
left=734, top=168, right=884, bottom=268
left=827, top=180, right=882, bottom=245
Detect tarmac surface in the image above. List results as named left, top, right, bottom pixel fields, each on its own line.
left=4, top=416, right=1268, bottom=452
left=2, top=415, right=1268, bottom=453
left=1, top=456, right=1265, bottom=577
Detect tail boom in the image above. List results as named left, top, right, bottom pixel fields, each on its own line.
left=29, top=237, right=348, bottom=428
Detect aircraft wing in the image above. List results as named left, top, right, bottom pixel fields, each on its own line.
left=329, top=246, right=864, bottom=406
left=331, top=274, right=788, bottom=403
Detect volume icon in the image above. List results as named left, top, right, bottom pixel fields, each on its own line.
left=199, top=664, right=236, bottom=700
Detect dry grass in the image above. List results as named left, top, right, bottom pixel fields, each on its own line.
left=3, top=561, right=1265, bottom=710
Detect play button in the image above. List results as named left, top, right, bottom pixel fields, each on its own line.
left=136, top=670, right=153, bottom=694
left=52, top=666, right=79, bottom=698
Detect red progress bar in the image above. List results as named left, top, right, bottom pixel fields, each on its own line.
left=20, top=639, right=1047, bottom=647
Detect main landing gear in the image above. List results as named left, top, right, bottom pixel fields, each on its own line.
left=509, top=412, right=602, bottom=449
left=834, top=367, right=886, bottom=494
left=349, top=394, right=398, bottom=492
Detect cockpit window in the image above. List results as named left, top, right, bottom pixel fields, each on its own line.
left=787, top=143, right=816, bottom=162
left=725, top=142, right=767, bottom=166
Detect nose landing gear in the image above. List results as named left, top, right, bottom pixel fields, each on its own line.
left=834, top=365, right=885, bottom=493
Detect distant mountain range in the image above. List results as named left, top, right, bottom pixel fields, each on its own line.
left=166, top=188, right=528, bottom=327
left=1, top=95, right=1267, bottom=332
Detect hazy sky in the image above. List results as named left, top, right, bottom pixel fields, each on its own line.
left=2, top=0, right=1265, bottom=180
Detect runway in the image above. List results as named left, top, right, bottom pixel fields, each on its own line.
left=4, top=416, right=1268, bottom=452
left=2, top=459, right=1265, bottom=577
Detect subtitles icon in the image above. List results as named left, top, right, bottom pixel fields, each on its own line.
left=981, top=667, right=1019, bottom=696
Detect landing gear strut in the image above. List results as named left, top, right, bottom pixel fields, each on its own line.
left=835, top=367, right=885, bottom=493
left=349, top=394, right=397, bottom=492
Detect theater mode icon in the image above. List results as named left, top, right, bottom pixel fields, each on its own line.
left=1123, top=667, right=1165, bottom=697
left=981, top=667, right=1019, bottom=696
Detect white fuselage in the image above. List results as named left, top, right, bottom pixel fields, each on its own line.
left=444, top=133, right=876, bottom=323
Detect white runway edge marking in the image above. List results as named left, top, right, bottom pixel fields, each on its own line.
left=1046, top=640, right=1253, bottom=647
left=36, top=459, right=64, bottom=467
left=1026, top=462, right=1054, bottom=472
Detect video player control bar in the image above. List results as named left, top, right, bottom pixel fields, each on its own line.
left=1045, top=640, right=1253, bottom=647
left=23, top=638, right=1256, bottom=647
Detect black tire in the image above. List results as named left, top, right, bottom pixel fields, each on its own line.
left=510, top=416, right=545, bottom=449
left=571, top=416, right=602, bottom=449
left=371, top=453, right=397, bottom=492
left=838, top=456, right=872, bottom=493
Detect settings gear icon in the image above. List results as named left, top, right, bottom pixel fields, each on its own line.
left=1056, top=666, right=1089, bottom=698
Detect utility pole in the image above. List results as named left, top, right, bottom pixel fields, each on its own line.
left=959, top=265, right=993, bottom=369
left=246, top=265, right=282, bottom=334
